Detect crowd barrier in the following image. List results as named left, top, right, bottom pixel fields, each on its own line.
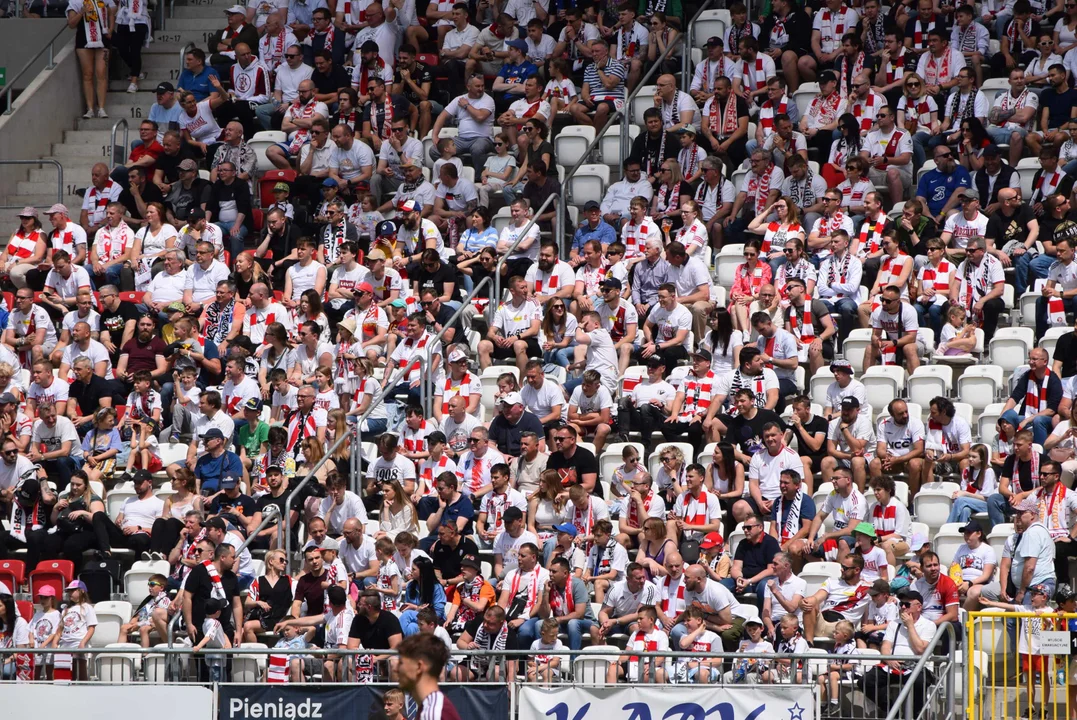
left=966, top=611, right=1077, bottom=720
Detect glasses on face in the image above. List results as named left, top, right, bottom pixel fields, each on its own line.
left=195, top=249, right=211, bottom=256
left=935, top=153, right=952, bottom=160
left=822, top=197, right=837, bottom=203
left=1, top=450, right=15, bottom=457
left=743, top=524, right=760, bottom=531
left=841, top=564, right=857, bottom=571
left=392, top=126, right=408, bottom=133
left=906, top=82, right=921, bottom=88
left=553, top=436, right=570, bottom=443
left=285, top=52, right=301, bottom=58
left=468, top=437, right=481, bottom=444
left=743, top=252, right=757, bottom=259
left=1042, top=471, right=1061, bottom=477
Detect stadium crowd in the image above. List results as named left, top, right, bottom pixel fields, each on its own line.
left=2, top=0, right=1077, bottom=714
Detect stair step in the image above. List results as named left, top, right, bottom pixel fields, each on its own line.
left=159, top=18, right=230, bottom=32
left=172, top=3, right=236, bottom=19
left=78, top=117, right=137, bottom=131
left=31, top=167, right=93, bottom=185
left=142, top=41, right=200, bottom=55
left=17, top=180, right=79, bottom=196
left=2, top=194, right=84, bottom=209
left=63, top=130, right=119, bottom=146
left=49, top=144, right=117, bottom=161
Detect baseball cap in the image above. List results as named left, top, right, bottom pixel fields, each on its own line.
left=830, top=359, right=853, bottom=374
left=204, top=598, right=225, bottom=615
left=599, top=278, right=622, bottom=290
left=869, top=579, right=891, bottom=596
left=132, top=469, right=153, bottom=484
left=745, top=616, right=764, bottom=626
left=1018, top=497, right=1040, bottom=513
left=700, top=532, right=724, bottom=549
left=322, top=178, right=338, bottom=188
left=273, top=182, right=290, bottom=192
left=982, top=144, right=1001, bottom=157
left=188, top=208, right=207, bottom=221
left=224, top=4, right=245, bottom=13
left=553, top=522, right=578, bottom=536
left=356, top=281, right=374, bottom=295
left=503, top=507, right=524, bottom=524
left=219, top=475, right=239, bottom=490
left=397, top=198, right=419, bottom=213
left=507, top=39, right=528, bottom=51
left=460, top=556, right=481, bottom=571
left=37, top=585, right=57, bottom=598
left=321, top=537, right=341, bottom=551
left=583, top=200, right=601, bottom=211
left=66, top=580, right=87, bottom=592
left=155, top=82, right=175, bottom=94
left=691, top=348, right=713, bottom=362
left=179, top=159, right=199, bottom=172
left=0, top=392, right=18, bottom=405
left=646, top=355, right=666, bottom=369
left=47, top=203, right=68, bottom=216
left=17, top=207, right=38, bottom=219
left=389, top=298, right=408, bottom=308
left=1030, top=583, right=1050, bottom=596
left=448, top=348, right=468, bottom=363
left=705, top=36, right=723, bottom=47
left=500, top=391, right=523, bottom=406
left=841, top=396, right=861, bottom=409
left=243, top=397, right=264, bottom=412
left=961, top=188, right=980, bottom=201
left=376, top=219, right=397, bottom=237
left=897, top=589, right=925, bottom=604
left=202, top=427, right=226, bottom=441
left=266, top=465, right=283, bottom=475
left=959, top=519, right=984, bottom=534
left=674, top=124, right=698, bottom=136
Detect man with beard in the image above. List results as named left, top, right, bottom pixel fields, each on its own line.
left=396, top=199, right=447, bottom=278
left=525, top=241, right=574, bottom=308
left=381, top=158, right=436, bottom=216
left=254, top=209, right=302, bottom=286
left=372, top=119, right=424, bottom=208
left=117, top=314, right=168, bottom=382
left=183, top=541, right=243, bottom=647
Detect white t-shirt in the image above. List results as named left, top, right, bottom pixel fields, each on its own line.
left=943, top=211, right=990, bottom=250
left=339, top=535, right=378, bottom=576
left=748, top=447, right=802, bottom=501
left=520, top=380, right=564, bottom=421
left=184, top=260, right=230, bottom=303
left=685, top=578, right=752, bottom=620
left=821, top=487, right=868, bottom=531
left=31, top=416, right=83, bottom=460
left=120, top=495, right=165, bottom=530
left=493, top=298, right=540, bottom=337
left=317, top=490, right=370, bottom=535
left=604, top=578, right=660, bottom=617
left=491, top=529, right=539, bottom=574
left=647, top=303, right=693, bottom=350
left=876, top=416, right=925, bottom=458
left=763, top=574, right=808, bottom=621
left=953, top=542, right=997, bottom=582
left=444, top=92, right=496, bottom=139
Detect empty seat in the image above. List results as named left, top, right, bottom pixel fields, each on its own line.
left=957, top=365, right=1004, bottom=413
left=989, top=327, right=1033, bottom=374
left=91, top=601, right=134, bottom=647
left=566, top=164, right=610, bottom=207
left=907, top=365, right=952, bottom=409
left=554, top=125, right=596, bottom=168
left=842, top=329, right=873, bottom=372
left=861, top=365, right=907, bottom=412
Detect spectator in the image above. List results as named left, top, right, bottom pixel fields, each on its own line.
left=860, top=590, right=938, bottom=717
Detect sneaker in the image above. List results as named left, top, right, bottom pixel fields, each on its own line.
left=126, top=82, right=138, bottom=93
left=82, top=109, right=94, bottom=119
left=96, top=108, right=108, bottom=118
left=141, top=551, right=152, bottom=562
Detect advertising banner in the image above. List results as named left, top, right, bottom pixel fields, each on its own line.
left=520, top=684, right=815, bottom=720
left=4, top=684, right=214, bottom=720
left=218, top=683, right=510, bottom=720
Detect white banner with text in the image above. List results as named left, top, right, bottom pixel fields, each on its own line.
left=520, top=684, right=816, bottom=720
left=4, top=684, right=214, bottom=720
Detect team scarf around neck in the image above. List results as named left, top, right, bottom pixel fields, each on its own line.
left=286, top=99, right=319, bottom=154
left=1025, top=368, right=1051, bottom=419
left=775, top=490, right=803, bottom=541
left=827, top=250, right=852, bottom=286
left=80, top=0, right=108, bottom=48
left=709, top=92, right=740, bottom=137
left=839, top=52, right=866, bottom=100
left=949, top=90, right=978, bottom=124
left=204, top=559, right=227, bottom=601
left=925, top=47, right=952, bottom=86
left=752, top=165, right=775, bottom=215
left=788, top=302, right=815, bottom=342
left=788, top=167, right=818, bottom=209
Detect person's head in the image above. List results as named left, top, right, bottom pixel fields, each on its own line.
left=397, top=632, right=451, bottom=693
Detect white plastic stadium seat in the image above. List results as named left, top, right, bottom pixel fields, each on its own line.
left=800, top=561, right=842, bottom=596
left=793, top=83, right=819, bottom=118
left=1019, top=291, right=1040, bottom=328
left=598, top=124, right=640, bottom=169
left=861, top=365, right=906, bottom=411
left=158, top=442, right=188, bottom=468
left=912, top=486, right=955, bottom=535
left=233, top=642, right=268, bottom=682
left=106, top=482, right=137, bottom=521
left=248, top=131, right=286, bottom=177
left=567, top=164, right=610, bottom=207
left=715, top=243, right=744, bottom=287
left=1041, top=325, right=1070, bottom=363
left=124, top=560, right=170, bottom=607
left=1016, top=157, right=1040, bottom=198
left=96, top=643, right=142, bottom=682
left=648, top=442, right=695, bottom=478
left=692, top=9, right=730, bottom=49
left=907, top=365, right=952, bottom=410
left=934, top=523, right=966, bottom=567
left=555, top=125, right=596, bottom=168
left=979, top=77, right=1009, bottom=106
left=978, top=403, right=1004, bottom=444
left=492, top=206, right=512, bottom=234
left=619, top=365, right=646, bottom=398
left=573, top=645, right=621, bottom=685
left=632, top=86, right=657, bottom=125
left=809, top=368, right=834, bottom=408
left=987, top=523, right=1014, bottom=562
left=90, top=601, right=133, bottom=647
left=988, top=327, right=1034, bottom=375
left=842, top=329, right=873, bottom=372
left=957, top=365, right=1004, bottom=413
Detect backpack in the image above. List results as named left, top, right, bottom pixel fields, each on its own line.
left=79, top=558, right=123, bottom=603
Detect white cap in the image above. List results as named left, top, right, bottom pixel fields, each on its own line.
left=224, top=4, right=246, bottom=13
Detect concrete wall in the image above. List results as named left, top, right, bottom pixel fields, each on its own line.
left=0, top=37, right=80, bottom=205
left=0, top=19, right=72, bottom=90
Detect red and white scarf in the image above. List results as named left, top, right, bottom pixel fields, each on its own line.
left=627, top=489, right=654, bottom=528
left=838, top=52, right=866, bottom=100
left=660, top=573, right=686, bottom=614
left=924, top=48, right=952, bottom=87
left=1048, top=293, right=1068, bottom=327
left=827, top=250, right=851, bottom=287
left=97, top=222, right=133, bottom=262
left=680, top=489, right=712, bottom=526
left=286, top=99, right=320, bottom=155
left=7, top=230, right=41, bottom=260
left=855, top=215, right=887, bottom=258
left=708, top=93, right=740, bottom=137
left=262, top=29, right=287, bottom=74
left=759, top=97, right=788, bottom=135
left=748, top=165, right=775, bottom=215
left=1006, top=17, right=1033, bottom=49
left=548, top=579, right=576, bottom=617
left=700, top=58, right=727, bottom=92
left=819, top=6, right=850, bottom=46
left=883, top=49, right=907, bottom=84
left=912, top=15, right=937, bottom=47
left=1024, top=368, right=1052, bottom=419
left=920, top=259, right=952, bottom=294
left=788, top=304, right=815, bottom=343
left=369, top=97, right=393, bottom=140
left=1034, top=170, right=1064, bottom=201
left=741, top=56, right=766, bottom=93
left=357, top=57, right=385, bottom=96
left=852, top=92, right=879, bottom=133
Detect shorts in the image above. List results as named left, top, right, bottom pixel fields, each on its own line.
left=589, top=99, right=623, bottom=115
left=868, top=165, right=913, bottom=189
left=492, top=336, right=541, bottom=361
left=814, top=609, right=845, bottom=638
left=131, top=453, right=164, bottom=472
left=273, top=142, right=297, bottom=158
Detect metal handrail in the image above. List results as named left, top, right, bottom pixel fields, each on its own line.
left=0, top=160, right=63, bottom=210
left=681, top=0, right=717, bottom=93
left=353, top=357, right=426, bottom=492
left=0, top=22, right=71, bottom=115
left=110, top=118, right=129, bottom=167
left=490, top=191, right=558, bottom=322
left=618, top=35, right=683, bottom=166
left=178, top=40, right=194, bottom=81
left=884, top=621, right=957, bottom=720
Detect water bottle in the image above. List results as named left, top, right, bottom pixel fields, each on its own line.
left=1057, top=667, right=1067, bottom=686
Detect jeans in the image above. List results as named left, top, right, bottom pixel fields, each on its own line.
left=254, top=99, right=281, bottom=130
left=915, top=301, right=946, bottom=343
left=501, top=181, right=527, bottom=204
left=1012, top=251, right=1048, bottom=295
left=400, top=609, right=422, bottom=636
left=987, top=491, right=1014, bottom=526
left=361, top=417, right=388, bottom=434
left=1065, top=159, right=1077, bottom=176
left=1028, top=253, right=1056, bottom=287
left=215, top=220, right=248, bottom=261
left=911, top=131, right=931, bottom=171
left=543, top=346, right=574, bottom=368
left=438, top=135, right=494, bottom=172
left=1036, top=294, right=1076, bottom=341
left=719, top=577, right=769, bottom=599
left=947, top=495, right=987, bottom=524
left=517, top=617, right=542, bottom=649
left=564, top=617, right=597, bottom=651
left=1002, top=409, right=1052, bottom=445
left=821, top=297, right=859, bottom=346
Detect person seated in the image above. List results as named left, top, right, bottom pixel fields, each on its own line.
left=800, top=552, right=871, bottom=642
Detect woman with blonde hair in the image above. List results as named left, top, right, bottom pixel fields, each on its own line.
left=234, top=250, right=271, bottom=302
left=378, top=479, right=419, bottom=540
left=154, top=467, right=202, bottom=552
left=637, top=517, right=676, bottom=581
left=68, top=0, right=115, bottom=119
left=242, top=548, right=293, bottom=641
left=652, top=159, right=693, bottom=234
left=0, top=363, right=24, bottom=403
left=747, top=195, right=804, bottom=272
left=327, top=408, right=352, bottom=475
left=528, top=469, right=567, bottom=554
left=896, top=72, right=939, bottom=170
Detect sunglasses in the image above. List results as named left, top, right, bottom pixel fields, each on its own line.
left=935, top=153, right=952, bottom=160
left=906, top=82, right=921, bottom=88
left=285, top=53, right=301, bottom=58
left=554, top=436, right=570, bottom=442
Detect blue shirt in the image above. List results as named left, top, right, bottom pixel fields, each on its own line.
left=403, top=581, right=447, bottom=620
left=916, top=166, right=971, bottom=217
left=440, top=495, right=475, bottom=537
left=771, top=493, right=817, bottom=532
left=572, top=219, right=618, bottom=254
left=194, top=450, right=243, bottom=494
left=199, top=338, right=220, bottom=389
left=148, top=102, right=185, bottom=141
left=459, top=226, right=499, bottom=253
left=177, top=66, right=220, bottom=102
left=497, top=60, right=538, bottom=86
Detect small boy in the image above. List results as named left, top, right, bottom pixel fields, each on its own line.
left=270, top=368, right=299, bottom=422
left=171, top=365, right=202, bottom=443
left=818, top=619, right=859, bottom=713
left=699, top=532, right=731, bottom=581
left=416, top=606, right=454, bottom=656
left=270, top=616, right=315, bottom=682
left=316, top=179, right=340, bottom=224
left=858, top=579, right=898, bottom=649
left=527, top=617, right=565, bottom=683
left=608, top=606, right=669, bottom=684
left=547, top=523, right=586, bottom=577
left=269, top=182, right=295, bottom=220
left=674, top=606, right=722, bottom=684
left=725, top=617, right=774, bottom=684
left=192, top=598, right=232, bottom=681
left=125, top=369, right=163, bottom=473
left=120, top=574, right=170, bottom=648
left=237, top=397, right=270, bottom=472
left=432, top=138, right=463, bottom=188
left=320, top=538, right=350, bottom=602
left=603, top=241, right=631, bottom=286
left=382, top=688, right=407, bottom=720
left=401, top=404, right=434, bottom=464
left=773, top=614, right=809, bottom=683
left=275, top=585, right=352, bottom=682
left=373, top=537, right=401, bottom=612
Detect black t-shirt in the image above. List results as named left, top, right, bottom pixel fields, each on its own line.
left=348, top=609, right=403, bottom=649
left=488, top=410, right=544, bottom=457
left=985, top=204, right=1035, bottom=248
left=725, top=409, right=785, bottom=456
left=294, top=570, right=329, bottom=613
left=208, top=492, right=257, bottom=528
left=414, top=262, right=459, bottom=302
left=119, top=183, right=165, bottom=222
left=1056, top=332, right=1077, bottom=378
left=312, top=65, right=351, bottom=97
left=70, top=374, right=118, bottom=416
left=183, top=562, right=239, bottom=637
left=1039, top=87, right=1077, bottom=131
left=156, top=143, right=202, bottom=184
left=361, top=94, right=413, bottom=132
left=393, top=64, right=434, bottom=106
left=791, top=413, right=828, bottom=466
left=429, top=536, right=479, bottom=583
left=546, top=446, right=602, bottom=497
left=207, top=179, right=254, bottom=231
left=1001, top=452, right=1050, bottom=493
left=734, top=533, right=781, bottom=579
left=100, top=302, right=140, bottom=353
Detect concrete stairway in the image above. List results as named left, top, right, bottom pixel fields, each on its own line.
left=3, top=1, right=225, bottom=210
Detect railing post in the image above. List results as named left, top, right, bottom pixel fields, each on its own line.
left=680, top=0, right=717, bottom=93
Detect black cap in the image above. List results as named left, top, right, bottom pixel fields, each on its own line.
left=188, top=208, right=207, bottom=222
left=818, top=70, right=837, bottom=85
left=460, top=556, right=481, bottom=571
left=840, top=396, right=860, bottom=409
left=897, top=590, right=924, bottom=604
left=599, top=278, right=622, bottom=290
left=691, top=348, right=713, bottom=362
left=982, top=144, right=1001, bottom=157
left=583, top=200, right=601, bottom=211
left=155, top=82, right=175, bottom=94
left=646, top=355, right=666, bottom=369
left=15, top=477, right=39, bottom=506
left=959, top=519, right=984, bottom=534
left=133, top=469, right=153, bottom=484
left=503, top=507, right=524, bottom=524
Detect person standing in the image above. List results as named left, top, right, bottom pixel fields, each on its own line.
left=398, top=633, right=461, bottom=720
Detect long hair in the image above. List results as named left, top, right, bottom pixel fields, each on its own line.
left=714, top=441, right=738, bottom=482
left=541, top=297, right=569, bottom=339
left=837, top=112, right=863, bottom=155
left=381, top=478, right=417, bottom=523
left=410, top=556, right=437, bottom=606
left=0, top=594, right=16, bottom=635
left=960, top=117, right=989, bottom=149
left=300, top=288, right=324, bottom=319
left=707, top=306, right=735, bottom=355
